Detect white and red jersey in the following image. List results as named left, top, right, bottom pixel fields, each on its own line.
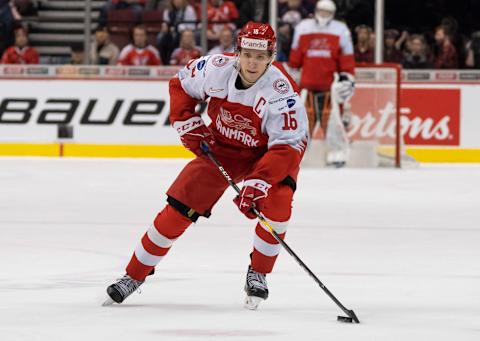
left=169, top=47, right=202, bottom=66
left=289, top=18, right=355, bottom=92
left=207, top=1, right=239, bottom=35
left=169, top=54, right=309, bottom=184
left=1, top=46, right=39, bottom=64
left=117, top=44, right=161, bottom=66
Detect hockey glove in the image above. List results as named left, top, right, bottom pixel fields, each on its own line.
left=234, top=179, right=271, bottom=219
left=173, top=116, right=215, bottom=156
left=331, top=72, right=355, bottom=104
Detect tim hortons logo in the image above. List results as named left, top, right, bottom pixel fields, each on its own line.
left=347, top=88, right=460, bottom=146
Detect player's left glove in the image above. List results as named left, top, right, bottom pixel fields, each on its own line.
left=233, top=179, right=272, bottom=219
left=332, top=72, right=355, bottom=103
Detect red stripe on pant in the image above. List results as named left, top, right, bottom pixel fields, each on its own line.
left=251, top=222, right=286, bottom=274
left=126, top=204, right=192, bottom=281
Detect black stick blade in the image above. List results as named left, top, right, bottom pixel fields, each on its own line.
left=348, top=309, right=360, bottom=323
left=337, top=310, right=360, bottom=324
left=337, top=316, right=353, bottom=323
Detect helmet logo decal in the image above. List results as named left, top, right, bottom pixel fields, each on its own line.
left=240, top=37, right=268, bottom=51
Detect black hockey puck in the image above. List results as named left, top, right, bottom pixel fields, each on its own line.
left=337, top=316, right=354, bottom=323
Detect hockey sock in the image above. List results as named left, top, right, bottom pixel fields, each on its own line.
left=251, top=221, right=287, bottom=274
left=126, top=204, right=192, bottom=281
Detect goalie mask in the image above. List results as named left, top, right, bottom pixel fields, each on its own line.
left=315, top=0, right=336, bottom=27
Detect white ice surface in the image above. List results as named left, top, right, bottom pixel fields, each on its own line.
left=0, top=158, right=479, bottom=341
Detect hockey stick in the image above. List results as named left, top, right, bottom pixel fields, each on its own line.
left=200, top=141, right=360, bottom=324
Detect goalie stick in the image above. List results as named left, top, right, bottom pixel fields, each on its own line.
left=200, top=140, right=360, bottom=324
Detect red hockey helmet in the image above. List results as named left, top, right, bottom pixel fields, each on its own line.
left=236, top=21, right=276, bottom=52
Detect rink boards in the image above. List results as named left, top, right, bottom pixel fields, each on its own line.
left=0, top=65, right=480, bottom=162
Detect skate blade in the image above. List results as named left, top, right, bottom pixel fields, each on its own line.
left=244, top=295, right=264, bottom=310
left=102, top=297, right=115, bottom=306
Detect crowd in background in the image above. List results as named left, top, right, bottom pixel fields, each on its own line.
left=1, top=0, right=480, bottom=69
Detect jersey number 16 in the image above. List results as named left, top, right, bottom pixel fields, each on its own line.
left=281, top=111, right=297, bottom=130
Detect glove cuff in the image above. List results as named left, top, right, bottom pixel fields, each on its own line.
left=243, top=179, right=272, bottom=197
left=172, top=116, right=205, bottom=136
left=339, top=72, right=355, bottom=84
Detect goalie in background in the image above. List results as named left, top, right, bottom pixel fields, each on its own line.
left=288, top=0, right=355, bottom=167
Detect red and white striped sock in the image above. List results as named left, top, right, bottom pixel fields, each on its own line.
left=251, top=218, right=288, bottom=274
left=126, top=204, right=192, bottom=281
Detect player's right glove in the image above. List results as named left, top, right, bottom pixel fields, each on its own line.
left=233, top=179, right=272, bottom=219
left=172, top=116, right=215, bottom=156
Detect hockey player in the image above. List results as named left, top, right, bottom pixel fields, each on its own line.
left=288, top=0, right=355, bottom=167
left=105, top=21, right=309, bottom=310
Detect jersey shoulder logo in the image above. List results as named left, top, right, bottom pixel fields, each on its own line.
left=273, top=79, right=290, bottom=94
left=212, top=56, right=229, bottom=67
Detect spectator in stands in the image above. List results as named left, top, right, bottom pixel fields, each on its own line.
left=1, top=27, right=39, bottom=64
left=118, top=25, right=161, bottom=65
left=383, top=29, right=406, bottom=64
left=14, top=0, right=36, bottom=16
left=277, top=0, right=308, bottom=62
left=276, top=23, right=293, bottom=62
left=402, top=34, right=432, bottom=69
left=206, top=0, right=239, bottom=42
left=99, top=0, right=145, bottom=27
left=440, top=16, right=465, bottom=68
left=207, top=27, right=234, bottom=55
left=70, top=47, right=84, bottom=65
left=163, top=0, right=197, bottom=33
left=466, top=31, right=480, bottom=69
left=354, top=25, right=374, bottom=63
left=433, top=25, right=458, bottom=69
left=0, top=0, right=16, bottom=56
left=157, top=0, right=197, bottom=64
left=145, top=0, right=161, bottom=10
left=169, top=29, right=202, bottom=65
left=90, top=27, right=120, bottom=65
left=236, top=0, right=268, bottom=29
left=279, top=0, right=309, bottom=27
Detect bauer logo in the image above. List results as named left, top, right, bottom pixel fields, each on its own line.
left=348, top=88, right=460, bottom=146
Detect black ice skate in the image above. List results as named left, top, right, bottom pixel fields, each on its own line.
left=103, top=274, right=144, bottom=306
left=244, top=265, right=268, bottom=310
